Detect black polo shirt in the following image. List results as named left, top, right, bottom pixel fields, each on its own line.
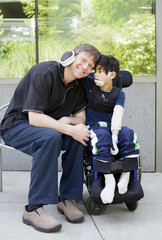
left=1, top=61, right=86, bottom=130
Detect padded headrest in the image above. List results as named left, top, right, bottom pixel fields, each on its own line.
left=113, top=70, right=133, bottom=88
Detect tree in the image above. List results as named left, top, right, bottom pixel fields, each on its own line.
left=115, top=12, right=155, bottom=75
left=21, top=0, right=48, bottom=18
left=21, top=0, right=81, bottom=38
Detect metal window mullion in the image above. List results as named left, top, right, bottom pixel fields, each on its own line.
left=35, top=0, right=39, bottom=63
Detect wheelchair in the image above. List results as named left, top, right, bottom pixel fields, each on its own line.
left=83, top=70, right=144, bottom=215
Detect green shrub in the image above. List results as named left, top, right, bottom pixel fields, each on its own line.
left=115, top=12, right=155, bottom=75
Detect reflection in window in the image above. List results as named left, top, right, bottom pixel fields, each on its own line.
left=0, top=0, right=35, bottom=78
left=0, top=0, right=155, bottom=78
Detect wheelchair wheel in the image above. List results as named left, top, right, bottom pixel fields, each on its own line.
left=85, top=196, right=107, bottom=215
left=125, top=201, right=138, bottom=211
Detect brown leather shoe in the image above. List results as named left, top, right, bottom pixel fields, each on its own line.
left=22, top=206, right=62, bottom=232
left=57, top=200, right=84, bottom=223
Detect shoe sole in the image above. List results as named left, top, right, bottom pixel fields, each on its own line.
left=57, top=206, right=84, bottom=223
left=22, top=217, right=62, bottom=233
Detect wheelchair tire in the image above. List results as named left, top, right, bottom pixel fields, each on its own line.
left=85, top=196, right=107, bottom=215
left=125, top=201, right=138, bottom=211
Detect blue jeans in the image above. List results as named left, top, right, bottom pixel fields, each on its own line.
left=1, top=122, right=84, bottom=204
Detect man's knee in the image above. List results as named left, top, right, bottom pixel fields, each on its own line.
left=42, top=129, right=62, bottom=145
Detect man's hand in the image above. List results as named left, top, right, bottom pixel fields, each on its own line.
left=28, top=111, right=89, bottom=145
left=70, top=124, right=90, bottom=146
left=110, top=134, right=119, bottom=155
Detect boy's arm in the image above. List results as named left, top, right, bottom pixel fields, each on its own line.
left=111, top=90, right=125, bottom=134
left=112, top=129, right=119, bottom=136
left=111, top=105, right=124, bottom=155
left=111, top=105, right=124, bottom=133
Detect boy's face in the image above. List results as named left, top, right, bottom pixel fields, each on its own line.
left=94, top=65, right=111, bottom=87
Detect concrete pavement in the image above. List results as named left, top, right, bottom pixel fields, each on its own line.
left=0, top=171, right=162, bottom=240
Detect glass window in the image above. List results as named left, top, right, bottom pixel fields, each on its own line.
left=0, top=0, right=36, bottom=78
left=38, top=0, right=155, bottom=76
left=0, top=0, right=155, bottom=78
left=37, top=0, right=82, bottom=62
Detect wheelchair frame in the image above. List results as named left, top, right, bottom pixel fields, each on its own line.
left=83, top=147, right=143, bottom=215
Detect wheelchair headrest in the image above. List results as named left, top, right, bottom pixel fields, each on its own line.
left=113, top=70, right=133, bottom=89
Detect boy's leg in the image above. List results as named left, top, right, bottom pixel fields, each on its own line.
left=118, top=172, right=130, bottom=194
left=89, top=127, right=116, bottom=203
left=117, top=127, right=139, bottom=195
left=118, top=127, right=140, bottom=159
left=100, top=173, right=116, bottom=204
left=90, top=126, right=114, bottom=162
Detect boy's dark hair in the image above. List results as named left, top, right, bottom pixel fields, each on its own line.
left=73, top=43, right=101, bottom=65
left=96, top=55, right=120, bottom=78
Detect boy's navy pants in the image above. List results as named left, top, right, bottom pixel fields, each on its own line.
left=90, top=126, right=140, bottom=162
left=1, top=121, right=84, bottom=205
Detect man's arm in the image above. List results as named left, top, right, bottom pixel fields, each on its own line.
left=58, top=109, right=86, bottom=125
left=28, top=110, right=89, bottom=146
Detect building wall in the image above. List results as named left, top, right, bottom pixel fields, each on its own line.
left=123, top=83, right=155, bottom=172
left=0, top=80, right=155, bottom=172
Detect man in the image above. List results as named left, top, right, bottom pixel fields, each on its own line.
left=0, top=44, right=101, bottom=233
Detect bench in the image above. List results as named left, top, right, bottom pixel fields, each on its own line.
left=0, top=103, right=15, bottom=191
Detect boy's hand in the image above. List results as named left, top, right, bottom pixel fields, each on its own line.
left=111, top=135, right=119, bottom=155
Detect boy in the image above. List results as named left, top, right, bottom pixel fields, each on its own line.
left=81, top=55, right=139, bottom=204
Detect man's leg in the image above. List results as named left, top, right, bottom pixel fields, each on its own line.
left=2, top=122, right=62, bottom=204
left=60, top=134, right=84, bottom=201
left=2, top=122, right=62, bottom=232
left=57, top=134, right=84, bottom=223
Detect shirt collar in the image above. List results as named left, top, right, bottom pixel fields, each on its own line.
left=58, top=62, right=78, bottom=87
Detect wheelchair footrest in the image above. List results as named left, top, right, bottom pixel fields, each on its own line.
left=91, top=175, right=144, bottom=205
left=94, top=157, right=138, bottom=173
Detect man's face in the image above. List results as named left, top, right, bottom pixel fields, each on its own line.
left=70, top=52, right=95, bottom=79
